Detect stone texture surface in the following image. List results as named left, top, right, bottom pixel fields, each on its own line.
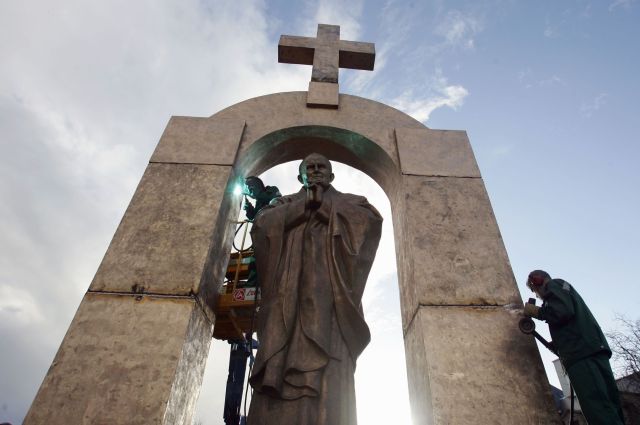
left=397, top=175, right=522, bottom=329
left=197, top=167, right=243, bottom=324
left=404, top=311, right=434, bottom=425
left=311, top=24, right=340, bottom=83
left=215, top=92, right=423, bottom=194
left=307, top=81, right=339, bottom=108
left=163, top=300, right=212, bottom=425
left=90, top=163, right=233, bottom=296
left=404, top=306, right=561, bottom=425
left=396, top=128, right=481, bottom=177
left=278, top=34, right=315, bottom=65
left=150, top=116, right=245, bottom=165
left=24, top=293, right=212, bottom=425
left=338, top=40, right=375, bottom=70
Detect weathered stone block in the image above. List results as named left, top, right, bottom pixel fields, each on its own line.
left=397, top=175, right=521, bottom=328
left=24, top=293, right=211, bottom=425
left=311, top=24, right=339, bottom=83
left=307, top=81, right=339, bottom=108
left=404, top=306, right=560, bottom=425
left=150, top=116, right=245, bottom=165
left=396, top=128, right=481, bottom=177
left=90, top=163, right=235, bottom=295
left=225, top=92, right=424, bottom=190
left=403, top=310, right=434, bottom=425
left=338, top=40, right=375, bottom=70
left=278, top=34, right=315, bottom=65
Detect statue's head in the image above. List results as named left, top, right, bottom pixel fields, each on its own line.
left=298, top=153, right=334, bottom=188
left=244, top=176, right=265, bottom=197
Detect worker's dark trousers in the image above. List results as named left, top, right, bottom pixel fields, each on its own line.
left=567, top=353, right=625, bottom=425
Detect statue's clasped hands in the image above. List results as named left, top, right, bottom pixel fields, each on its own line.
left=305, top=183, right=324, bottom=210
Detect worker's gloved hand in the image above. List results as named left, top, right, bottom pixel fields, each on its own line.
left=523, top=303, right=540, bottom=318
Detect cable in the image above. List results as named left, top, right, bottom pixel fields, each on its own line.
left=232, top=220, right=254, bottom=253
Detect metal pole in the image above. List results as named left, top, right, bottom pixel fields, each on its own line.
left=232, top=221, right=249, bottom=290
left=569, top=382, right=575, bottom=425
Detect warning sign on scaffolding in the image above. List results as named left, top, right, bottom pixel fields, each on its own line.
left=232, top=287, right=257, bottom=301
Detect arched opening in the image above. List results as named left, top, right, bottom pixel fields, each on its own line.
left=233, top=125, right=401, bottom=197
left=194, top=155, right=411, bottom=424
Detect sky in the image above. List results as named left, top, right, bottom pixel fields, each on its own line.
left=1, top=0, right=639, bottom=424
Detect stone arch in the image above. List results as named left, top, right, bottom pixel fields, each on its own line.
left=235, top=125, right=398, bottom=193
left=25, top=92, right=561, bottom=425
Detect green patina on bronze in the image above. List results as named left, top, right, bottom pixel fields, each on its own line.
left=241, top=125, right=394, bottom=189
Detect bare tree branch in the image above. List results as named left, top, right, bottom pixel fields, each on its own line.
left=607, top=315, right=640, bottom=387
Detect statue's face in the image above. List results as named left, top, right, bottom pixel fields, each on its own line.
left=245, top=179, right=261, bottom=197
left=299, top=154, right=334, bottom=187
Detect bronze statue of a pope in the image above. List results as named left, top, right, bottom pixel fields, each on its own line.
left=247, top=153, right=382, bottom=425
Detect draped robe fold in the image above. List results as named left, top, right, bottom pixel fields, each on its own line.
left=247, top=186, right=382, bottom=425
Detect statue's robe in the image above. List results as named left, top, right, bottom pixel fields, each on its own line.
left=247, top=186, right=382, bottom=425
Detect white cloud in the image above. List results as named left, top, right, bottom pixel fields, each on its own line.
left=581, top=3, right=593, bottom=18
left=543, top=16, right=558, bottom=38
left=517, top=68, right=534, bottom=89
left=538, top=75, right=565, bottom=87
left=609, top=0, right=637, bottom=12
left=391, top=71, right=469, bottom=123
left=434, top=9, right=482, bottom=49
left=0, top=285, right=45, bottom=326
left=580, top=92, right=608, bottom=117
left=340, top=0, right=415, bottom=97
left=343, top=38, right=388, bottom=96
left=517, top=69, right=565, bottom=90
left=544, top=26, right=556, bottom=38
left=298, top=0, right=364, bottom=41
left=0, top=1, right=311, bottom=422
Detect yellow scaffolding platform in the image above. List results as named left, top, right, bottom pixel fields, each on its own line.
left=213, top=222, right=260, bottom=341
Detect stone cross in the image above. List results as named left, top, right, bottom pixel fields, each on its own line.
left=278, top=24, right=375, bottom=108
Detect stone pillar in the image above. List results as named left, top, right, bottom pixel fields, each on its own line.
left=25, top=116, right=246, bottom=424
left=393, top=128, right=561, bottom=424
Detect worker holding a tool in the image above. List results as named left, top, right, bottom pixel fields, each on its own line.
left=239, top=176, right=281, bottom=288
left=243, top=176, right=281, bottom=221
left=523, top=269, right=625, bottom=425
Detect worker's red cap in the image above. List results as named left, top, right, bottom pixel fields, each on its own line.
left=527, top=270, right=550, bottom=288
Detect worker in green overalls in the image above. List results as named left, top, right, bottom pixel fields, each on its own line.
left=242, top=176, right=281, bottom=288
left=523, top=269, right=625, bottom=425
left=243, top=176, right=281, bottom=221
